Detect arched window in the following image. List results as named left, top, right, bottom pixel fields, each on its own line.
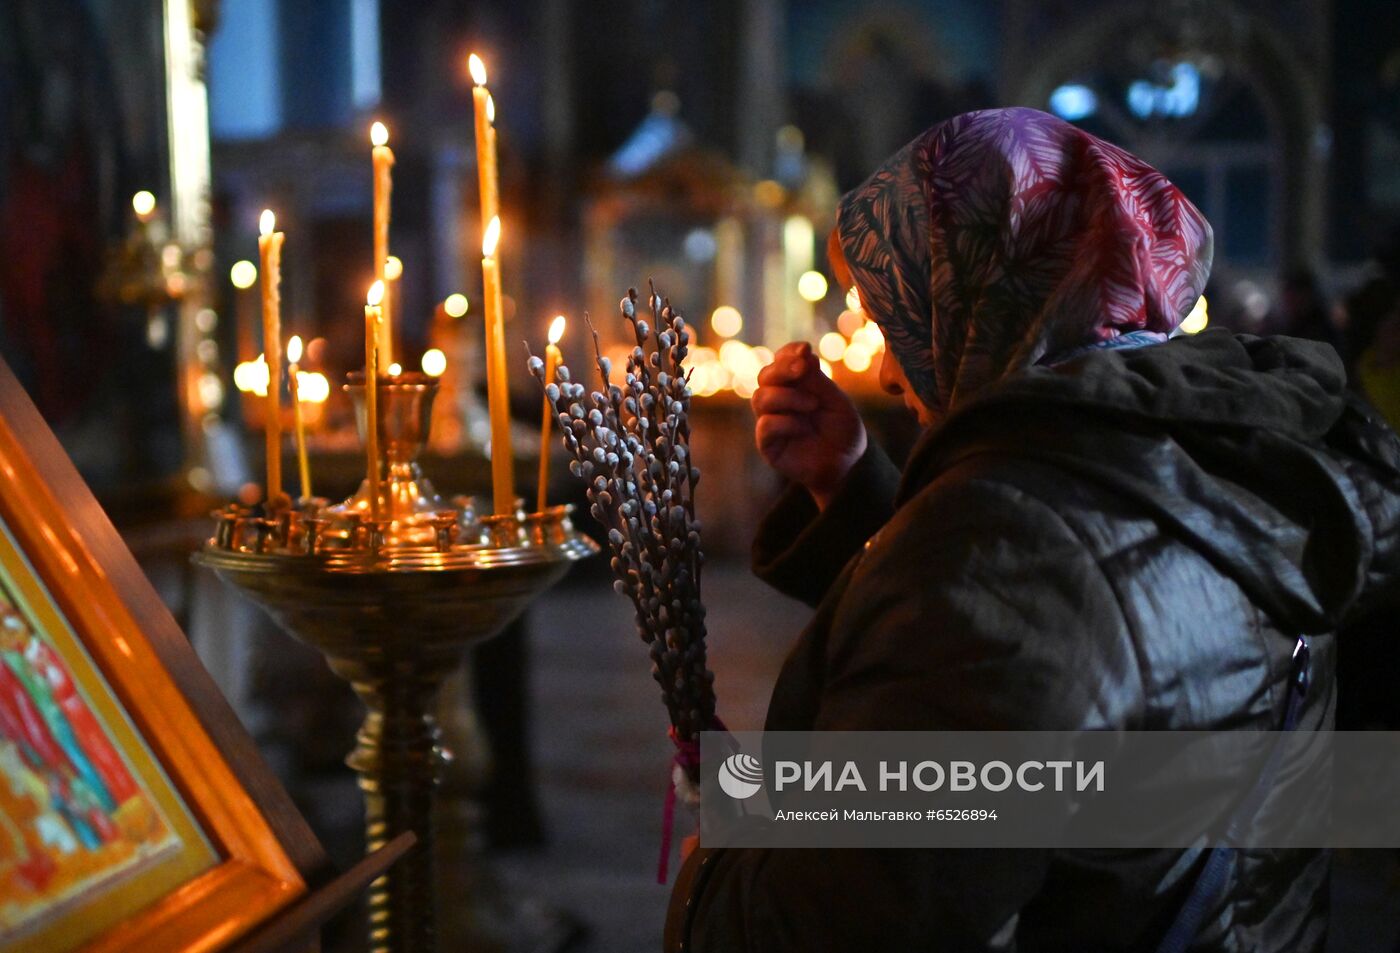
left=1007, top=3, right=1324, bottom=280
left=1047, top=58, right=1278, bottom=269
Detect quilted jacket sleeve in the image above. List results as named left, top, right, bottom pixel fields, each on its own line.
left=751, top=442, right=902, bottom=607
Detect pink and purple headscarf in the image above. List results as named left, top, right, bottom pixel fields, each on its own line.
left=836, top=107, right=1213, bottom=416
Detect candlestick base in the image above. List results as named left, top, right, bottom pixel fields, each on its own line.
left=197, top=518, right=592, bottom=953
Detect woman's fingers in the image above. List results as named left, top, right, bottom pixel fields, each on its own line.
left=751, top=385, right=818, bottom=417
left=755, top=339, right=856, bottom=417
left=758, top=342, right=814, bottom=387
left=755, top=413, right=814, bottom=450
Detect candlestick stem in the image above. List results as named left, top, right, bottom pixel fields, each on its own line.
left=340, top=658, right=445, bottom=953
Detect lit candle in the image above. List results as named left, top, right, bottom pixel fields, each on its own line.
left=365, top=280, right=385, bottom=520
left=481, top=216, right=513, bottom=515
left=486, top=93, right=498, bottom=215
left=287, top=334, right=312, bottom=502
left=385, top=254, right=403, bottom=371
left=468, top=54, right=500, bottom=236
left=258, top=210, right=285, bottom=506
left=370, top=121, right=395, bottom=367
left=537, top=316, right=565, bottom=512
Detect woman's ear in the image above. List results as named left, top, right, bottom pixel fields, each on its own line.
left=827, top=227, right=853, bottom=292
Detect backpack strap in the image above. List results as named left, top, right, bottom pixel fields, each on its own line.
left=1155, top=636, right=1311, bottom=953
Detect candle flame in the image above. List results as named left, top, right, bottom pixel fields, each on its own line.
left=367, top=280, right=385, bottom=307
left=384, top=255, right=403, bottom=280
left=444, top=293, right=469, bottom=318
left=370, top=120, right=389, bottom=147
left=259, top=209, right=276, bottom=237
left=482, top=216, right=501, bottom=257
left=486, top=93, right=496, bottom=124
left=548, top=315, right=566, bottom=344
left=287, top=334, right=303, bottom=364
left=468, top=53, right=487, bottom=86
left=387, top=362, right=403, bottom=376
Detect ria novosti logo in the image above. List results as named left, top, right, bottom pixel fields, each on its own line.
left=718, top=753, right=764, bottom=799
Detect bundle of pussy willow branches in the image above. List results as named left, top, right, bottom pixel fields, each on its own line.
left=528, top=284, right=717, bottom=768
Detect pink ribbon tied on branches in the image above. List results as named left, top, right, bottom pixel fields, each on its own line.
left=657, top=716, right=729, bottom=884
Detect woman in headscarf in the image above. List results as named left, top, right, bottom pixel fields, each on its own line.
left=666, top=108, right=1400, bottom=951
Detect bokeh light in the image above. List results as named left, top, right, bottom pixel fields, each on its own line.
left=444, top=293, right=469, bottom=317
left=131, top=191, right=157, bottom=219
left=843, top=341, right=874, bottom=373
left=798, top=270, right=829, bottom=302
left=754, top=179, right=786, bottom=208
left=198, top=373, right=224, bottom=410
left=710, top=305, right=743, bottom=338
left=818, top=332, right=848, bottom=363
left=422, top=348, right=448, bottom=377
left=233, top=354, right=269, bottom=396
left=296, top=371, right=330, bottom=403
left=1180, top=295, right=1209, bottom=334
left=230, top=260, right=258, bottom=290
left=836, top=309, right=864, bottom=338
left=852, top=321, right=885, bottom=352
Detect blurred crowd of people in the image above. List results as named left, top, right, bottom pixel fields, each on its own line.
left=1253, top=232, right=1400, bottom=427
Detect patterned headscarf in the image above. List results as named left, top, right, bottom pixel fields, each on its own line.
left=836, top=107, right=1213, bottom=416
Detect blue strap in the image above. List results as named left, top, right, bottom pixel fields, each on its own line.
left=1155, top=636, right=1311, bottom=953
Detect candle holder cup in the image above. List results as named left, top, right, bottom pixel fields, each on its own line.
left=196, top=372, right=596, bottom=953
left=333, top=371, right=453, bottom=547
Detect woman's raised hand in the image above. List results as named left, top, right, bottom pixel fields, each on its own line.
left=752, top=342, right=867, bottom=510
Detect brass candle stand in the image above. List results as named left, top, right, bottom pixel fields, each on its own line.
left=196, top=374, right=595, bottom=953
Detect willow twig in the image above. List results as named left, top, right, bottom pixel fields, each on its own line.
left=527, top=286, right=715, bottom=752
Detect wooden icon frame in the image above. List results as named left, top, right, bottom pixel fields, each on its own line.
left=0, top=357, right=320, bottom=952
